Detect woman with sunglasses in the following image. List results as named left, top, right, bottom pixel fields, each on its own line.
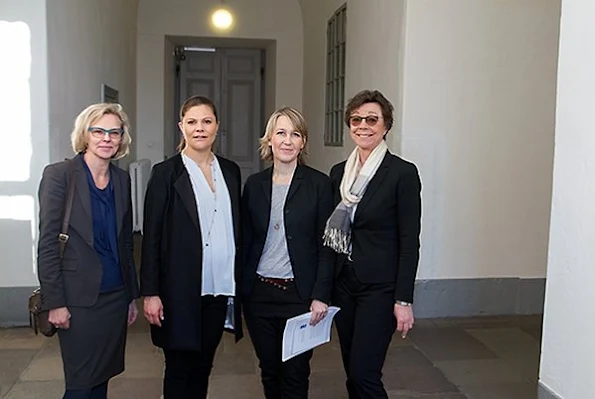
left=324, top=90, right=422, bottom=399
left=241, top=107, right=334, bottom=398
left=37, top=103, right=139, bottom=398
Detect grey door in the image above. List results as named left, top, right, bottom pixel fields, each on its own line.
left=179, top=48, right=263, bottom=184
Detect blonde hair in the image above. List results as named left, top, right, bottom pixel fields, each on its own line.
left=259, top=107, right=309, bottom=164
left=71, top=103, right=132, bottom=160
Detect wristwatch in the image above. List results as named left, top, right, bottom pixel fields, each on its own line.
left=395, top=300, right=412, bottom=307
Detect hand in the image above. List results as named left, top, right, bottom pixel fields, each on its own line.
left=48, top=307, right=71, bottom=329
left=143, top=296, right=164, bottom=327
left=394, top=304, right=414, bottom=339
left=309, top=299, right=329, bottom=326
left=128, top=300, right=139, bottom=326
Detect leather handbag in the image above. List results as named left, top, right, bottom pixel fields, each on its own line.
left=29, top=160, right=76, bottom=337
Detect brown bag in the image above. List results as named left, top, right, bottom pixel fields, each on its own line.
left=29, top=160, right=76, bottom=337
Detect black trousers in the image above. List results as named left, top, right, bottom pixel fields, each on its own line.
left=162, top=295, right=228, bottom=399
left=333, top=264, right=396, bottom=399
left=62, top=381, right=108, bottom=399
left=244, top=278, right=312, bottom=399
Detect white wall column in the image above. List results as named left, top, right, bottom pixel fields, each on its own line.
left=0, top=0, right=50, bottom=326
left=539, top=0, right=595, bottom=398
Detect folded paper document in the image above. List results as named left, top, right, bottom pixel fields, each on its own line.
left=282, top=306, right=340, bottom=362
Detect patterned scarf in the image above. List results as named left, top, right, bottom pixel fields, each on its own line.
left=323, top=141, right=388, bottom=254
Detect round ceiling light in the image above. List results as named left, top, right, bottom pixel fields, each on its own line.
left=211, top=8, right=234, bottom=31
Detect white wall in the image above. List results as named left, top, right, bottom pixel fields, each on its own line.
left=540, top=1, right=595, bottom=397
left=0, top=0, right=50, bottom=287
left=301, top=0, right=407, bottom=175
left=401, top=0, right=560, bottom=280
left=47, top=0, right=138, bottom=167
left=136, top=0, right=303, bottom=166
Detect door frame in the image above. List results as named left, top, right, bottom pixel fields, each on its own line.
left=165, top=36, right=276, bottom=168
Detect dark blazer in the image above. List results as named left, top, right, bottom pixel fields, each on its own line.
left=329, top=152, right=422, bottom=303
left=37, top=154, right=139, bottom=310
left=140, top=153, right=243, bottom=350
left=241, top=165, right=335, bottom=304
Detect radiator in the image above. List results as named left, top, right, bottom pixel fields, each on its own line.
left=129, top=159, right=152, bottom=233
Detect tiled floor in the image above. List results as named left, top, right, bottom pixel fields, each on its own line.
left=0, top=312, right=542, bottom=398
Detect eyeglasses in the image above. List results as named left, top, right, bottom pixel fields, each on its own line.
left=88, top=126, right=124, bottom=140
left=349, top=115, right=382, bottom=127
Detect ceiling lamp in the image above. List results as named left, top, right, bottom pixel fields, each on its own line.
left=211, top=8, right=234, bottom=31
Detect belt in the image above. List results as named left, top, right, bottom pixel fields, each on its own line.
left=256, top=274, right=294, bottom=291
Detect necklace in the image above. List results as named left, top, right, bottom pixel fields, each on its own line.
left=202, top=159, right=218, bottom=247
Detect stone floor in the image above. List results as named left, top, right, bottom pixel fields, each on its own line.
left=0, top=312, right=542, bottom=398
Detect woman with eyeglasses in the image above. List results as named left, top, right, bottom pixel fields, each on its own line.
left=324, top=90, right=422, bottom=399
left=241, top=107, right=334, bottom=399
left=140, top=95, right=243, bottom=399
left=37, top=103, right=139, bottom=398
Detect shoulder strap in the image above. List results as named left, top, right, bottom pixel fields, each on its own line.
left=58, top=160, right=77, bottom=259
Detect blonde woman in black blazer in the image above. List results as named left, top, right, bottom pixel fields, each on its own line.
left=325, top=90, right=422, bottom=399
left=241, top=107, right=335, bottom=399
left=37, top=103, right=139, bottom=398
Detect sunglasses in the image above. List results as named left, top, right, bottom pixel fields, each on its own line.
left=88, top=126, right=124, bottom=140
left=349, top=115, right=382, bottom=127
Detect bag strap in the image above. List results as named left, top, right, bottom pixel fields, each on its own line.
left=58, top=159, right=77, bottom=259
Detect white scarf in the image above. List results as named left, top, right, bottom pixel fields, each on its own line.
left=323, top=140, right=388, bottom=254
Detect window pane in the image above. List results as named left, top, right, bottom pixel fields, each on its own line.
left=325, top=3, right=347, bottom=146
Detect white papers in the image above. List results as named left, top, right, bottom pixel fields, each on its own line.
left=282, top=306, right=340, bottom=362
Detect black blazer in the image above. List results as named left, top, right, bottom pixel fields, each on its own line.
left=37, top=154, right=139, bottom=310
left=241, top=165, right=335, bottom=304
left=329, top=152, right=422, bottom=303
left=140, top=153, right=243, bottom=350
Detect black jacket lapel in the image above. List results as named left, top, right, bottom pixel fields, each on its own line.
left=174, top=164, right=200, bottom=232
left=261, top=167, right=273, bottom=205
left=286, top=165, right=303, bottom=203
left=73, top=155, right=93, bottom=246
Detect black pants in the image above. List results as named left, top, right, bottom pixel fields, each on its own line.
left=62, top=381, right=108, bottom=399
left=244, top=278, right=312, bottom=399
left=162, top=295, right=228, bottom=399
left=333, top=264, right=396, bottom=399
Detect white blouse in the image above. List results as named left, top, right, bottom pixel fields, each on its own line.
left=182, top=153, right=236, bottom=296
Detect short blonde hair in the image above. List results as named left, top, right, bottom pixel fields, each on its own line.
left=71, top=103, right=132, bottom=160
left=259, top=107, right=309, bottom=164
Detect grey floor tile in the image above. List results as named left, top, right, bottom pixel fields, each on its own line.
left=212, top=332, right=258, bottom=376
left=309, top=370, right=349, bottom=399
left=461, top=381, right=538, bottom=399
left=388, top=392, right=468, bottom=399
left=465, top=327, right=540, bottom=381
left=409, top=327, right=498, bottom=361
left=431, top=316, right=515, bottom=329
left=434, top=359, right=530, bottom=386
left=0, top=349, right=38, bottom=397
left=310, top=340, right=344, bottom=372
left=208, top=374, right=264, bottom=398
left=19, top=351, right=64, bottom=382
left=107, top=377, right=163, bottom=398
left=384, top=346, right=436, bottom=369
left=4, top=380, right=64, bottom=399
left=114, top=352, right=165, bottom=379
left=465, top=327, right=540, bottom=358
left=383, top=364, right=461, bottom=394
left=0, top=328, right=46, bottom=350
